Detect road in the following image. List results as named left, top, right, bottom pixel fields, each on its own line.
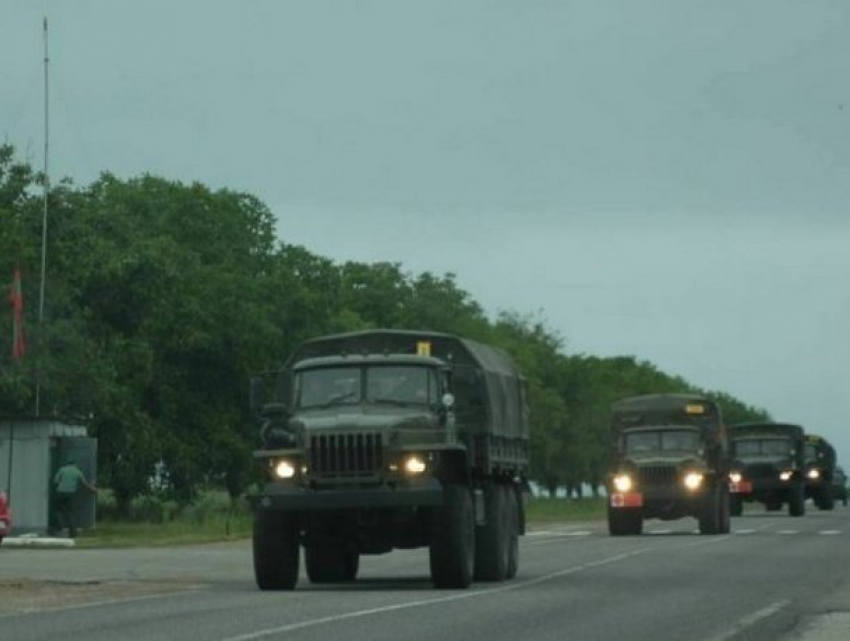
left=2, top=508, right=849, bottom=641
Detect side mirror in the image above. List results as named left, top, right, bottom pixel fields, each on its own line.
left=260, top=402, right=290, bottom=419
left=249, top=377, right=265, bottom=416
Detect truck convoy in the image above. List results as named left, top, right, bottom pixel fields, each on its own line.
left=727, top=423, right=805, bottom=517
left=249, top=330, right=530, bottom=590
left=607, top=393, right=730, bottom=535
left=803, top=434, right=837, bottom=511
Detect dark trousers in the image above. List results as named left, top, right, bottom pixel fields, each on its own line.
left=54, top=492, right=77, bottom=537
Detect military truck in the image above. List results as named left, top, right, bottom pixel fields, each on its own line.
left=727, top=423, right=805, bottom=517
left=607, top=394, right=730, bottom=535
left=249, top=330, right=529, bottom=590
left=803, top=434, right=837, bottom=511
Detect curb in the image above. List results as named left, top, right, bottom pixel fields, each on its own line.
left=1, top=536, right=76, bottom=548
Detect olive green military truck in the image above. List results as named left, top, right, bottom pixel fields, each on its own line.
left=249, top=330, right=529, bottom=590
left=727, top=423, right=805, bottom=517
left=804, top=434, right=837, bottom=511
left=607, top=393, right=730, bottom=535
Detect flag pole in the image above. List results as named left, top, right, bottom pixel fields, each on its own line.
left=35, top=15, right=50, bottom=417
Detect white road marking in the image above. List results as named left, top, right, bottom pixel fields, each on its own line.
left=706, top=599, right=790, bottom=641
left=777, top=530, right=799, bottom=535
left=647, top=529, right=673, bottom=535
left=819, top=530, right=841, bottom=535
left=222, top=547, right=655, bottom=641
left=734, top=529, right=756, bottom=534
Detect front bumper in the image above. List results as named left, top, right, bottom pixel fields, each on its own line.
left=250, top=477, right=444, bottom=512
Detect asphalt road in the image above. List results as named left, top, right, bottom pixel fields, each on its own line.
left=2, top=507, right=850, bottom=641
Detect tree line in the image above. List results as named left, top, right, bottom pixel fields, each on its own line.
left=0, top=145, right=769, bottom=512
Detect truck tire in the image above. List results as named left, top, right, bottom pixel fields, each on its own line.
left=729, top=494, right=743, bottom=517
left=698, top=483, right=721, bottom=535
left=718, top=484, right=731, bottom=534
left=817, top=487, right=835, bottom=511
left=607, top=504, right=643, bottom=536
left=253, top=510, right=300, bottom=591
left=474, top=485, right=509, bottom=581
left=430, top=485, right=475, bottom=589
left=504, top=486, right=519, bottom=580
left=305, top=543, right=360, bottom=583
left=788, top=482, right=805, bottom=517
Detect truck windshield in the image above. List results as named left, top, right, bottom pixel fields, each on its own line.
left=366, top=366, right=437, bottom=406
left=625, top=430, right=701, bottom=453
left=734, top=439, right=790, bottom=457
left=804, top=444, right=818, bottom=463
left=295, top=365, right=438, bottom=409
left=296, top=367, right=362, bottom=409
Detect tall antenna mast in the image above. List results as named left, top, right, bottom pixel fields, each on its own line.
left=35, top=15, right=49, bottom=416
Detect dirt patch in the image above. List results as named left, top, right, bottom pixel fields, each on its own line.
left=0, top=578, right=200, bottom=615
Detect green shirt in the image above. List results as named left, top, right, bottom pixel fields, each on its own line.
left=54, top=464, right=85, bottom=494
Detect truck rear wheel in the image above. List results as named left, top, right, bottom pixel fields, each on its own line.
left=474, top=484, right=509, bottom=581
left=607, top=504, right=642, bottom=536
left=305, top=543, right=360, bottom=583
left=430, top=485, right=475, bottom=589
left=504, top=486, right=519, bottom=580
left=730, top=494, right=743, bottom=517
left=253, top=510, right=300, bottom=591
left=788, top=482, right=805, bottom=517
left=698, top=483, right=721, bottom=534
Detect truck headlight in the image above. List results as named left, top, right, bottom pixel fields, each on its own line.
left=613, top=474, right=633, bottom=492
left=780, top=470, right=794, bottom=481
left=807, top=469, right=820, bottom=480
left=729, top=472, right=742, bottom=484
left=684, top=472, right=704, bottom=490
left=404, top=455, right=427, bottom=475
left=273, top=459, right=297, bottom=480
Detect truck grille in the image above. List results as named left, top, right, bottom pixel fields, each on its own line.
left=309, top=433, right=384, bottom=478
left=638, top=466, right=678, bottom=488
left=745, top=464, right=779, bottom=480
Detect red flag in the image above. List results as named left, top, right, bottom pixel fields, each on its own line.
left=8, top=267, right=25, bottom=361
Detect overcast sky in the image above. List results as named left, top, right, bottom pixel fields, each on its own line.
left=3, top=1, right=849, bottom=459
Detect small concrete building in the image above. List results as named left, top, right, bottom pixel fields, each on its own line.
left=0, top=417, right=97, bottom=535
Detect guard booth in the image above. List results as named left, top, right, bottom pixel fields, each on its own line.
left=0, top=417, right=97, bottom=536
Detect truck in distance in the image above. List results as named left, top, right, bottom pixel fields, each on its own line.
left=607, top=393, right=730, bottom=535
left=803, top=434, right=837, bottom=511
left=249, top=330, right=529, bottom=590
left=727, top=422, right=805, bottom=517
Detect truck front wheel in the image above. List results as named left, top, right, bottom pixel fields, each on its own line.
left=788, top=482, right=805, bottom=517
left=253, top=510, right=300, bottom=591
left=816, top=486, right=835, bottom=511
left=730, top=494, right=743, bottom=517
left=607, top=504, right=642, bottom=536
left=430, top=485, right=475, bottom=589
left=698, top=483, right=721, bottom=534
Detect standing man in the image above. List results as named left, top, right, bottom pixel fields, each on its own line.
left=53, top=458, right=97, bottom=538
